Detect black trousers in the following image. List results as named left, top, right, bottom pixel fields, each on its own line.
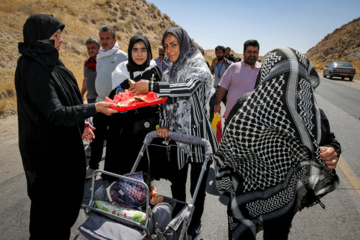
left=28, top=160, right=85, bottom=239
left=88, top=112, right=109, bottom=169
left=227, top=201, right=295, bottom=240
left=169, top=152, right=210, bottom=226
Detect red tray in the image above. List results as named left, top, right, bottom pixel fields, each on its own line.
left=110, top=97, right=167, bottom=112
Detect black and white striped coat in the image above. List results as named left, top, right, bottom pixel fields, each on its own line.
left=157, top=51, right=218, bottom=169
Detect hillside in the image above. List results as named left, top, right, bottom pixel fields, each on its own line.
left=306, top=17, right=360, bottom=75
left=0, top=0, right=181, bottom=116
left=1, top=1, right=359, bottom=117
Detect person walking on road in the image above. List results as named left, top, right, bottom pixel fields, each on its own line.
left=214, top=40, right=261, bottom=122
left=214, top=47, right=341, bottom=240
left=209, top=45, right=232, bottom=123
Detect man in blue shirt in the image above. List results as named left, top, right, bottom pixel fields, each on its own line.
left=154, top=46, right=171, bottom=72
left=209, top=45, right=232, bottom=122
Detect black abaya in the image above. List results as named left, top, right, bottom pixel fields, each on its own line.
left=15, top=14, right=96, bottom=239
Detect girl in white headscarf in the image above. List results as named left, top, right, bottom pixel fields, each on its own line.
left=104, top=35, right=162, bottom=182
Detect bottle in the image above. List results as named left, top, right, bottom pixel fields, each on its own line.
left=86, top=117, right=93, bottom=126
left=116, top=85, right=124, bottom=95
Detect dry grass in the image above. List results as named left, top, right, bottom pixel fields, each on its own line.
left=1, top=1, right=358, bottom=117
left=0, top=0, right=181, bottom=116
left=306, top=17, right=360, bottom=77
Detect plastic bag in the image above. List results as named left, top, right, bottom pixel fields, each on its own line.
left=211, top=113, right=222, bottom=143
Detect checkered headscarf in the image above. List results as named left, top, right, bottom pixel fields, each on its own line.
left=214, top=47, right=339, bottom=238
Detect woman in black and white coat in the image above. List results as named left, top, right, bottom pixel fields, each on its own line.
left=129, top=27, right=218, bottom=239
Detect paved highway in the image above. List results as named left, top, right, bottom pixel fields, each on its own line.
left=0, top=76, right=359, bottom=240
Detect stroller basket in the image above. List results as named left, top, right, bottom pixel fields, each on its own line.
left=81, top=170, right=151, bottom=239
left=79, top=131, right=213, bottom=240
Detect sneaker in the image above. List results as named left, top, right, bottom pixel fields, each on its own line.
left=85, top=167, right=96, bottom=179
left=187, top=223, right=202, bottom=240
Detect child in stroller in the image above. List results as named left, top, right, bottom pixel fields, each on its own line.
left=77, top=131, right=213, bottom=240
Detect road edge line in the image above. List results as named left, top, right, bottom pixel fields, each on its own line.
left=337, top=156, right=360, bottom=198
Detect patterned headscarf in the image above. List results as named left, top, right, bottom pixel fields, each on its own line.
left=159, top=27, right=215, bottom=165
left=84, top=57, right=96, bottom=72
left=160, top=27, right=213, bottom=103
left=215, top=47, right=339, bottom=238
left=161, top=27, right=198, bottom=79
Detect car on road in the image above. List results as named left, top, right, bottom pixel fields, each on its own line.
left=323, top=61, right=356, bottom=81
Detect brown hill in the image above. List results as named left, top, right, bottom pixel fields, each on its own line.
left=306, top=17, right=360, bottom=76
left=0, top=0, right=181, bottom=116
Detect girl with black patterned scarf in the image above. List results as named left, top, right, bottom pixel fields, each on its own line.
left=103, top=35, right=163, bottom=182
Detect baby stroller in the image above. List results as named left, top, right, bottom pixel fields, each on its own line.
left=76, top=130, right=213, bottom=240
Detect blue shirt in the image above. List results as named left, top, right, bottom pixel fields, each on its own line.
left=154, top=56, right=171, bottom=72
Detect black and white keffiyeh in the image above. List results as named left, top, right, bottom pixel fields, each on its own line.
left=214, top=47, right=339, bottom=238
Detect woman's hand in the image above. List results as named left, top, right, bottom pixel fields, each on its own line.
left=129, top=79, right=150, bottom=95
left=95, top=102, right=119, bottom=116
left=157, top=126, right=170, bottom=138
left=82, top=122, right=95, bottom=142
left=320, top=146, right=338, bottom=169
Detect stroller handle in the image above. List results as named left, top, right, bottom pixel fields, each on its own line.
left=144, top=130, right=213, bottom=155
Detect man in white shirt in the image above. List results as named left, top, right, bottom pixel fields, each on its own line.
left=86, top=25, right=128, bottom=179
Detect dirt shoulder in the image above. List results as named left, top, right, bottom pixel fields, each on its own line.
left=0, top=114, right=18, bottom=142
left=0, top=75, right=358, bottom=143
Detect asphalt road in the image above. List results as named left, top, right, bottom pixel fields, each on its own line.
left=0, top=76, right=359, bottom=240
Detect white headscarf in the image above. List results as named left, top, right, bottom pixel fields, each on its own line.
left=97, top=41, right=119, bottom=60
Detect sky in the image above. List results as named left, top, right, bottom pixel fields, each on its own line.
left=147, top=0, right=360, bottom=56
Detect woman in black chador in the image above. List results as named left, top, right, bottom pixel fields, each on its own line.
left=15, top=14, right=117, bottom=239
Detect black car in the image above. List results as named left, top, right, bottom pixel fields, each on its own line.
left=323, top=61, right=356, bottom=81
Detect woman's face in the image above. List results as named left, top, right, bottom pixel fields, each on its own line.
left=49, top=29, right=63, bottom=51
left=163, top=34, right=180, bottom=63
left=131, top=41, right=147, bottom=65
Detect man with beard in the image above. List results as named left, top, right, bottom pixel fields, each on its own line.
left=80, top=37, right=100, bottom=160
left=154, top=45, right=171, bottom=72
left=225, top=46, right=237, bottom=62
left=214, top=40, right=261, bottom=122
left=80, top=37, right=100, bottom=104
left=209, top=45, right=232, bottom=122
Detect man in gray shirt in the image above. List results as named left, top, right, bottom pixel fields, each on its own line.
left=81, top=37, right=100, bottom=103
left=86, top=25, right=128, bottom=179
